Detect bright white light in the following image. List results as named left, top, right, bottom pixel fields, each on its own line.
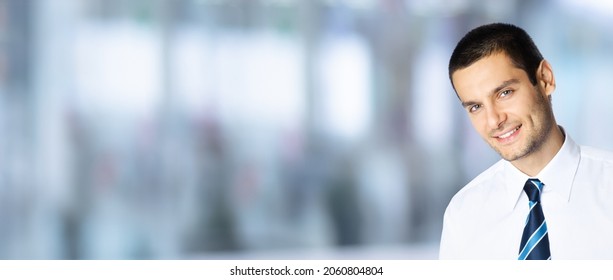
left=74, top=21, right=161, bottom=118
left=214, top=32, right=305, bottom=127
left=172, top=28, right=214, bottom=112
left=318, top=35, right=372, bottom=140
left=560, top=0, right=613, bottom=16
left=411, top=42, right=453, bottom=150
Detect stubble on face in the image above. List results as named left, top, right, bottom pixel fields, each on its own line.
left=488, top=86, right=555, bottom=162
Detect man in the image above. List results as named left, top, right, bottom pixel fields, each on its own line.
left=439, top=23, right=613, bottom=259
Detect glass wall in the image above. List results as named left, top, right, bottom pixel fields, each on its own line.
left=0, top=0, right=612, bottom=259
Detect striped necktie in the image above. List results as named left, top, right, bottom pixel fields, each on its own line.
left=518, top=178, right=551, bottom=260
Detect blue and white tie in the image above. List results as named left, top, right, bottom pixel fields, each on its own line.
left=518, top=178, right=551, bottom=260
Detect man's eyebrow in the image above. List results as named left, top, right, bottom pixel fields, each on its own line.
left=460, top=79, right=520, bottom=108
left=492, top=79, right=520, bottom=94
left=461, top=100, right=477, bottom=108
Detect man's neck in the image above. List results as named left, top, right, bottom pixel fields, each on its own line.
left=511, top=125, right=565, bottom=177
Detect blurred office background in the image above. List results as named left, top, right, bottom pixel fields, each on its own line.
left=0, top=0, right=612, bottom=259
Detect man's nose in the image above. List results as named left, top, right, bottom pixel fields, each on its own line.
left=486, top=105, right=506, bottom=130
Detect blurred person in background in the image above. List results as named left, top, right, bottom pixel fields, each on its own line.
left=439, top=23, right=613, bottom=260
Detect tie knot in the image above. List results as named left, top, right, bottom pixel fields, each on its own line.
left=524, top=178, right=544, bottom=202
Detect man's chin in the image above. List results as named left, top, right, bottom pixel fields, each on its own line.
left=492, top=145, right=527, bottom=162
left=498, top=149, right=530, bottom=162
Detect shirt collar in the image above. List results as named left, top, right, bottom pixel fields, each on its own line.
left=503, top=127, right=581, bottom=210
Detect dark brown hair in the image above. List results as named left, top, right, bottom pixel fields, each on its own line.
left=449, top=23, right=543, bottom=90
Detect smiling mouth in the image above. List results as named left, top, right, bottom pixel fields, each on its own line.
left=495, top=125, right=521, bottom=139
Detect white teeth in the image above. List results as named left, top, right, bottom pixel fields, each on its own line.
left=498, top=127, right=519, bottom=139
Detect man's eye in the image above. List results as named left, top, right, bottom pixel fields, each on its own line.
left=469, top=104, right=481, bottom=113
left=500, top=89, right=513, bottom=97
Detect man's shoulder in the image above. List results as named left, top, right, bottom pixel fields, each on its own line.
left=578, top=145, right=613, bottom=182
left=580, top=145, right=613, bottom=163
left=463, top=159, right=507, bottom=189
left=446, top=159, right=506, bottom=211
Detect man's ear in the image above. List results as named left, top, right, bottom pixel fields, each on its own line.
left=537, top=59, right=556, bottom=96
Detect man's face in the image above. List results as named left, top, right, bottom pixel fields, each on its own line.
left=451, top=52, right=555, bottom=162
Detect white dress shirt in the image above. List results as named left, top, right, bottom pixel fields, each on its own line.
left=439, top=132, right=613, bottom=259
